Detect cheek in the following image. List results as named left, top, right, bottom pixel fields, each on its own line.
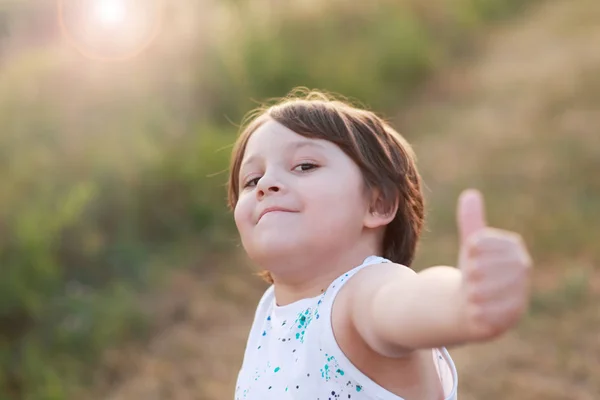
left=233, top=195, right=254, bottom=230
left=304, top=176, right=366, bottom=220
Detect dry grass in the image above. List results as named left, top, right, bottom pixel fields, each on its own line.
left=89, top=0, right=600, bottom=398
left=405, top=0, right=600, bottom=398
left=79, top=251, right=267, bottom=400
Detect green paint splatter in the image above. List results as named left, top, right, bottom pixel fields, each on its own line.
left=320, top=364, right=331, bottom=381
left=294, top=308, right=315, bottom=343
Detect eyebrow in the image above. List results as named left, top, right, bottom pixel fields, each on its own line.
left=240, top=140, right=327, bottom=170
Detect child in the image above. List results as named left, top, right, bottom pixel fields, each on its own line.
left=227, top=89, right=532, bottom=400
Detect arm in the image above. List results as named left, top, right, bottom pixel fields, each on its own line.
left=348, top=190, right=532, bottom=356
left=347, top=263, right=470, bottom=355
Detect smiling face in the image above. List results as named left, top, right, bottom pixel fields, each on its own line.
left=234, top=119, right=372, bottom=270
left=228, top=92, right=425, bottom=284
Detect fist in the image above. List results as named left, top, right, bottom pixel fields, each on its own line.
left=457, top=189, right=533, bottom=341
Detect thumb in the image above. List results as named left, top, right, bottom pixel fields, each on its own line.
left=457, top=189, right=487, bottom=245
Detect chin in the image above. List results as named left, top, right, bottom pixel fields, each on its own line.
left=246, top=235, right=314, bottom=265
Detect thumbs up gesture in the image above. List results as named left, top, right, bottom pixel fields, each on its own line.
left=457, top=189, right=533, bottom=341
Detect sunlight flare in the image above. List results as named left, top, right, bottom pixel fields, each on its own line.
left=92, top=0, right=128, bottom=27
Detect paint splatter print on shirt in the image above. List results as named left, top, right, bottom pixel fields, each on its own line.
left=234, top=256, right=458, bottom=400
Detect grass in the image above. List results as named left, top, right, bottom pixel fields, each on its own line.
left=94, top=0, right=600, bottom=399
left=2, top=0, right=598, bottom=398
left=405, top=1, right=600, bottom=398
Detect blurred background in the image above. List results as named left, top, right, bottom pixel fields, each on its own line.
left=0, top=0, right=598, bottom=399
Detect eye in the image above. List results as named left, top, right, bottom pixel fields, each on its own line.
left=293, top=162, right=318, bottom=172
left=243, top=176, right=261, bottom=188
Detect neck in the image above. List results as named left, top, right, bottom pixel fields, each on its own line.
left=267, top=242, right=380, bottom=306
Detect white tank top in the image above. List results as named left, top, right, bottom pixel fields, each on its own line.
left=235, top=255, right=458, bottom=400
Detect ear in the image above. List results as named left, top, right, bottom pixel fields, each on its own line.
left=364, top=189, right=398, bottom=229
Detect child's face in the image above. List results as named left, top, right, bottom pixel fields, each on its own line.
left=234, top=119, right=372, bottom=268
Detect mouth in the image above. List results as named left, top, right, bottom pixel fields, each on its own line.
left=258, top=207, right=294, bottom=222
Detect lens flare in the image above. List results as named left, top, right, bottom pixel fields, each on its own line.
left=58, top=0, right=164, bottom=62
left=93, top=0, right=127, bottom=27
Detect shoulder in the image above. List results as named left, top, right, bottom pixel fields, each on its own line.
left=334, top=261, right=417, bottom=313
left=258, top=284, right=275, bottom=304
left=256, top=284, right=275, bottom=311
left=341, top=261, right=418, bottom=300
left=237, top=285, right=275, bottom=372
left=332, top=262, right=418, bottom=355
left=246, top=284, right=274, bottom=325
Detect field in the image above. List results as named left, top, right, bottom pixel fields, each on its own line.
left=0, top=0, right=598, bottom=399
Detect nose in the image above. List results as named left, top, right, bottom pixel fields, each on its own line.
left=256, top=174, right=282, bottom=199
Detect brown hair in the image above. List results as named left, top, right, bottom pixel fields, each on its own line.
left=227, top=88, right=425, bottom=283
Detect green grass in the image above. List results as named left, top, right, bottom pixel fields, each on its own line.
left=0, top=0, right=544, bottom=398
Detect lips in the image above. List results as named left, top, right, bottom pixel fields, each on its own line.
left=257, top=207, right=294, bottom=222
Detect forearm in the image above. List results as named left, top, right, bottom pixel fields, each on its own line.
left=370, top=266, right=471, bottom=350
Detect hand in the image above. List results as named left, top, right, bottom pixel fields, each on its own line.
left=457, top=189, right=533, bottom=341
